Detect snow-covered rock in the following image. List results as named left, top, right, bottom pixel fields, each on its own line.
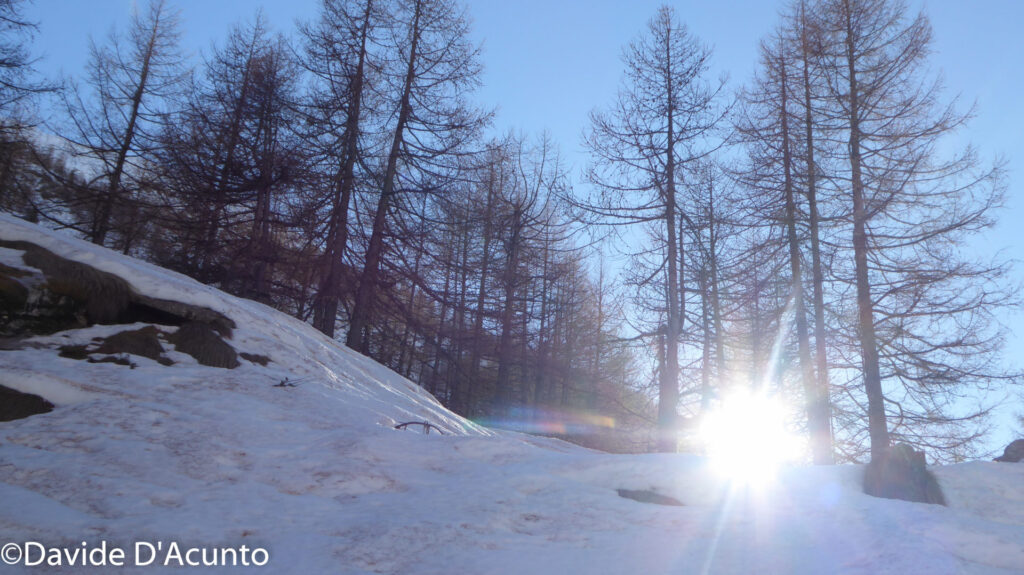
left=1, top=214, right=1023, bottom=574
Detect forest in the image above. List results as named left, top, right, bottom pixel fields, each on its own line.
left=0, top=0, right=1015, bottom=463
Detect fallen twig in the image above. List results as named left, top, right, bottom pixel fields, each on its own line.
left=273, top=376, right=311, bottom=388
left=394, top=421, right=445, bottom=435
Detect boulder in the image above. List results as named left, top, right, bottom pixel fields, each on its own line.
left=0, top=239, right=235, bottom=337
left=95, top=326, right=173, bottom=366
left=863, top=443, right=945, bottom=505
left=0, top=265, right=30, bottom=311
left=0, top=239, right=261, bottom=370
left=1, top=239, right=133, bottom=325
left=994, top=439, right=1024, bottom=463
left=0, top=384, right=54, bottom=422
left=167, top=321, right=239, bottom=369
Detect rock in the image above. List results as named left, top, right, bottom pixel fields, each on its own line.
left=863, top=443, right=945, bottom=505
left=0, top=384, right=54, bottom=422
left=0, top=239, right=235, bottom=340
left=96, top=326, right=173, bottom=366
left=240, top=352, right=271, bottom=366
left=58, top=345, right=91, bottom=360
left=0, top=268, right=30, bottom=310
left=0, top=239, right=254, bottom=370
left=1, top=239, right=133, bottom=325
left=616, top=488, right=684, bottom=507
left=87, top=355, right=136, bottom=367
left=994, top=439, right=1024, bottom=463
left=57, top=326, right=173, bottom=367
left=134, top=294, right=235, bottom=337
left=167, top=321, right=239, bottom=369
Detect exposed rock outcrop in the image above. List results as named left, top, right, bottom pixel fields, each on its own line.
left=0, top=239, right=235, bottom=338
left=994, top=439, right=1024, bottom=463
left=1, top=240, right=246, bottom=370
left=616, top=488, right=684, bottom=507
left=864, top=443, right=945, bottom=505
left=0, top=384, right=54, bottom=422
left=166, top=321, right=239, bottom=369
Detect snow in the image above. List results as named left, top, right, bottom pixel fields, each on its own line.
left=0, top=247, right=32, bottom=271
left=1, top=213, right=1023, bottom=574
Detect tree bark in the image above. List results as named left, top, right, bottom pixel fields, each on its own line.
left=91, top=5, right=162, bottom=246
left=313, top=0, right=373, bottom=337
left=658, top=22, right=681, bottom=453
left=844, top=1, right=890, bottom=458
left=346, top=0, right=421, bottom=352
left=800, top=2, right=834, bottom=464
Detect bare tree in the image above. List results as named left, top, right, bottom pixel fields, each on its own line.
left=792, top=0, right=835, bottom=464
left=156, top=14, right=266, bottom=281
left=0, top=0, right=53, bottom=126
left=154, top=14, right=304, bottom=305
left=57, top=0, right=185, bottom=249
left=300, top=0, right=381, bottom=337
left=732, top=24, right=833, bottom=463
left=0, top=0, right=56, bottom=214
left=819, top=0, right=1013, bottom=461
left=580, top=5, right=725, bottom=452
left=345, top=0, right=488, bottom=352
left=492, top=133, right=568, bottom=411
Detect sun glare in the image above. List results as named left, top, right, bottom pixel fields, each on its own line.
left=699, top=390, right=803, bottom=485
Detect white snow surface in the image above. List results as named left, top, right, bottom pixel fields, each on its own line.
left=1, top=214, right=1023, bottom=574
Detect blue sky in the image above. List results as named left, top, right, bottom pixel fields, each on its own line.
left=25, top=0, right=1022, bottom=254
left=25, top=0, right=1024, bottom=433
left=25, top=0, right=1022, bottom=191
left=27, top=1, right=1022, bottom=167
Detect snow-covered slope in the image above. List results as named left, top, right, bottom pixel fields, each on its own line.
left=1, top=215, right=1023, bottom=574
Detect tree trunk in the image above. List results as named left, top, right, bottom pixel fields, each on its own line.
left=800, top=3, right=834, bottom=464
left=844, top=3, right=890, bottom=458
left=92, top=7, right=161, bottom=246
left=658, top=27, right=681, bottom=452
left=346, top=0, right=421, bottom=352
left=313, top=0, right=373, bottom=337
left=699, top=268, right=713, bottom=412
left=495, top=206, right=522, bottom=410
left=466, top=164, right=497, bottom=417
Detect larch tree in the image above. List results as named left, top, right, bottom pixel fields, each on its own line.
left=154, top=13, right=303, bottom=306
left=156, top=14, right=268, bottom=282
left=223, top=33, right=303, bottom=302
left=0, top=0, right=55, bottom=215
left=461, top=140, right=508, bottom=416
left=680, top=161, right=731, bottom=415
left=581, top=5, right=725, bottom=452
left=492, top=133, right=569, bottom=412
left=732, top=27, right=833, bottom=463
left=0, top=0, right=50, bottom=127
left=60, top=0, right=185, bottom=250
left=818, top=0, right=1013, bottom=461
left=300, top=0, right=381, bottom=337
left=791, top=0, right=836, bottom=464
left=345, top=0, right=488, bottom=352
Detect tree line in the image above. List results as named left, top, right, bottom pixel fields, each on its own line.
left=573, top=0, right=1013, bottom=462
left=0, top=0, right=1015, bottom=462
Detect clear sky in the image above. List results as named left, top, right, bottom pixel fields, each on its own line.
left=24, top=0, right=1024, bottom=436
left=24, top=0, right=1022, bottom=256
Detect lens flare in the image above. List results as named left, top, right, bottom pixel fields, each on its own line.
left=475, top=407, right=615, bottom=436
left=699, top=390, right=802, bottom=485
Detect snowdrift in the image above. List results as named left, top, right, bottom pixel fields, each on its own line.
left=1, top=214, right=1023, bottom=574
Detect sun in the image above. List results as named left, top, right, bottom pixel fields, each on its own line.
left=698, top=389, right=803, bottom=485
